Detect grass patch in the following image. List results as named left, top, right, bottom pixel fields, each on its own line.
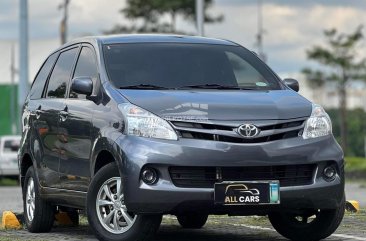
left=0, top=237, right=45, bottom=241
left=345, top=157, right=366, bottom=180
left=345, top=157, right=366, bottom=172
left=0, top=237, right=24, bottom=241
left=0, top=178, right=18, bottom=187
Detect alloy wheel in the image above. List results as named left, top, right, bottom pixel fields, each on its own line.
left=26, top=177, right=35, bottom=222
left=96, top=177, right=137, bottom=234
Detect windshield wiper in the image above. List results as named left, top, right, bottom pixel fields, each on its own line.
left=119, top=84, right=170, bottom=90
left=178, top=84, right=252, bottom=90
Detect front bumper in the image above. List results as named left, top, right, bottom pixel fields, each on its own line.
left=114, top=135, right=344, bottom=215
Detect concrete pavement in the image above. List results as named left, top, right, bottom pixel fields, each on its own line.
left=0, top=184, right=365, bottom=241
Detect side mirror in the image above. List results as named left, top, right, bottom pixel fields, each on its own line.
left=283, top=78, right=299, bottom=92
left=71, top=77, right=93, bottom=96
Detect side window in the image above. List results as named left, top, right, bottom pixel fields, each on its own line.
left=29, top=53, right=57, bottom=100
left=46, top=48, right=78, bottom=98
left=70, top=47, right=98, bottom=99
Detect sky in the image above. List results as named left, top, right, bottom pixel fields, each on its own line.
left=1, top=0, right=366, bottom=84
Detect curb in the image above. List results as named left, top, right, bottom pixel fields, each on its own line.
left=55, top=212, right=75, bottom=226
left=346, top=200, right=360, bottom=213
left=1, top=210, right=78, bottom=230
left=1, top=211, right=22, bottom=229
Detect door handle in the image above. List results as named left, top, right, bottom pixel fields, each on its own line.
left=60, top=106, right=69, bottom=122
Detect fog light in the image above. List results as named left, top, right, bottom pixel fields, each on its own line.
left=323, top=166, right=337, bottom=181
left=141, top=168, right=158, bottom=185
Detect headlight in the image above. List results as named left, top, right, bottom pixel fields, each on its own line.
left=303, top=104, right=332, bottom=139
left=118, top=103, right=178, bottom=140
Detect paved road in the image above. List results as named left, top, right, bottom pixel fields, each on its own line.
left=0, top=185, right=365, bottom=241
left=346, top=183, right=366, bottom=207
left=0, top=186, right=22, bottom=214
left=1, top=214, right=366, bottom=241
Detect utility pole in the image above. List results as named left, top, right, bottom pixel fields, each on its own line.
left=256, top=0, right=266, bottom=62
left=19, top=0, right=30, bottom=134
left=196, top=0, right=204, bottom=36
left=10, top=44, right=17, bottom=135
left=59, top=0, right=70, bottom=45
left=364, top=136, right=366, bottom=159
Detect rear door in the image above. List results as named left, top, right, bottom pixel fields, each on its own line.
left=34, top=46, right=79, bottom=188
left=58, top=45, right=99, bottom=191
left=27, top=52, right=58, bottom=187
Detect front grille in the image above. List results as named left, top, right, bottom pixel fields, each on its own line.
left=170, top=118, right=306, bottom=143
left=169, top=164, right=316, bottom=188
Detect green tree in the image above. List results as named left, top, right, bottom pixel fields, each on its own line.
left=302, top=26, right=366, bottom=153
left=327, top=109, right=366, bottom=157
left=105, top=0, right=223, bottom=34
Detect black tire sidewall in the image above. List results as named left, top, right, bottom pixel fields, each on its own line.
left=23, top=166, right=54, bottom=232
left=269, top=195, right=345, bottom=241
left=177, top=214, right=208, bottom=229
left=86, top=163, right=161, bottom=241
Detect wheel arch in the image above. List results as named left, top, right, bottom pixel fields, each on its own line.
left=19, top=153, right=34, bottom=188
left=91, top=137, right=125, bottom=177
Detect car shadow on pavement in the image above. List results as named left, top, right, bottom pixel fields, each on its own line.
left=155, top=225, right=280, bottom=241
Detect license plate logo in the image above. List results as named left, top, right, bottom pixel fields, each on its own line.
left=224, top=184, right=260, bottom=204
left=215, top=181, right=280, bottom=205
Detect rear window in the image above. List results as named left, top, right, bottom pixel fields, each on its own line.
left=3, top=139, right=20, bottom=153
left=103, top=43, right=282, bottom=90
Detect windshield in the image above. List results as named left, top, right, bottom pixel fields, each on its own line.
left=103, top=43, right=282, bottom=90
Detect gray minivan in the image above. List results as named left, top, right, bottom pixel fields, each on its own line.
left=19, top=35, right=344, bottom=241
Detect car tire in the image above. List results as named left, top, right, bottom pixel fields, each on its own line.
left=87, top=163, right=162, bottom=241
left=177, top=214, right=208, bottom=229
left=268, top=195, right=345, bottom=241
left=23, top=166, right=55, bottom=233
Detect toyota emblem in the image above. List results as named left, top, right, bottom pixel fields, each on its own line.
left=238, top=124, right=260, bottom=138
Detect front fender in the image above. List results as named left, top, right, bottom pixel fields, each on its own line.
left=90, top=134, right=125, bottom=177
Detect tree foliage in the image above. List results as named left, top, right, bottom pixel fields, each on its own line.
left=105, top=0, right=223, bottom=34
left=327, top=108, right=366, bottom=157
left=302, top=26, right=366, bottom=153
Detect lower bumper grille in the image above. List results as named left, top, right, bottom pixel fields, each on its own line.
left=169, top=164, right=316, bottom=188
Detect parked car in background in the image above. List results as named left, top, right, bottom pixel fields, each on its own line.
left=0, top=135, right=21, bottom=180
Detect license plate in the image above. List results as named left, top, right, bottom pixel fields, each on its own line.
left=214, top=181, right=280, bottom=205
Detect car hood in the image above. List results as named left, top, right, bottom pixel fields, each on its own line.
left=117, top=89, right=312, bottom=121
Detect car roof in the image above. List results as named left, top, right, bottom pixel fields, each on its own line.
left=57, top=34, right=239, bottom=52
left=97, top=34, right=239, bottom=46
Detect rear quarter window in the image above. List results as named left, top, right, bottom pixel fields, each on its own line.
left=29, top=53, right=58, bottom=100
